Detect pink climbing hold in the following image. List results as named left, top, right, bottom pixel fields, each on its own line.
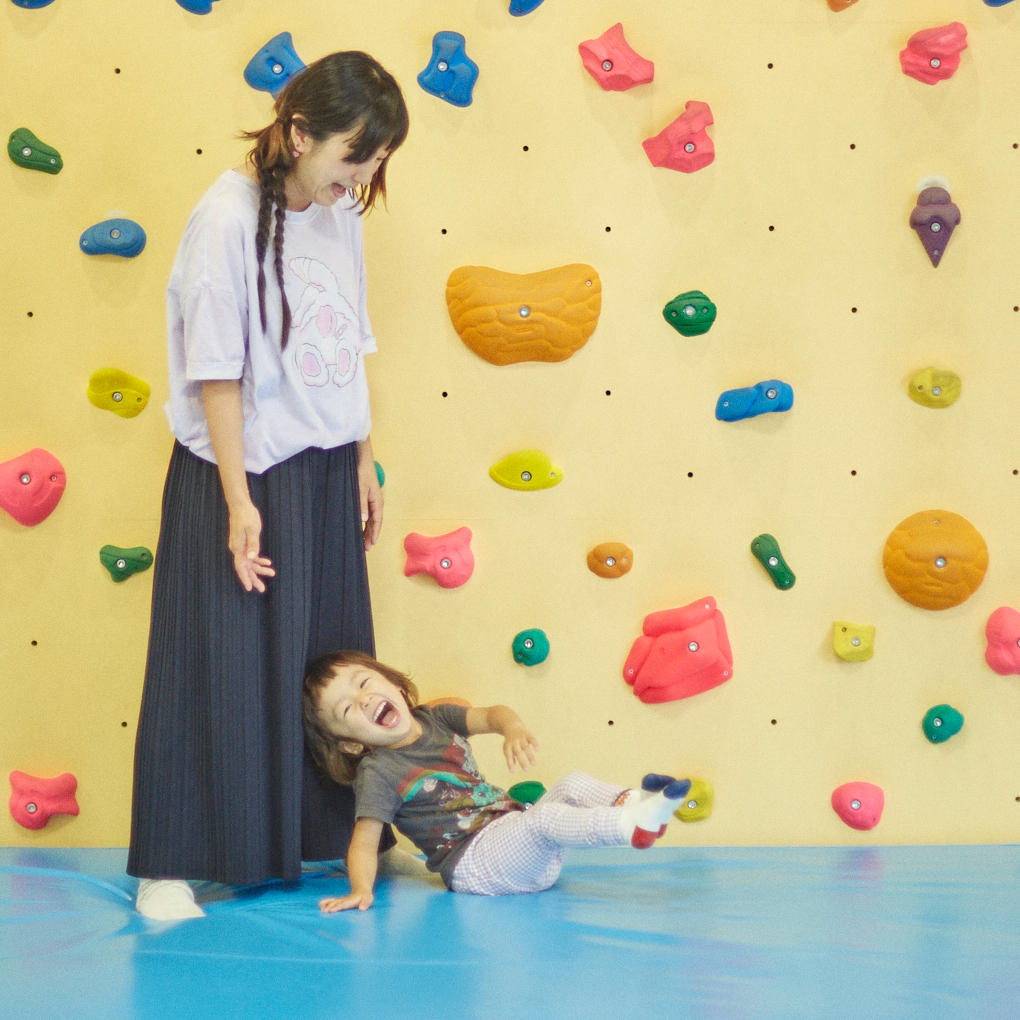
left=622, top=596, right=733, bottom=704
left=403, top=526, right=474, bottom=589
left=899, top=23, right=967, bottom=85
left=643, top=101, right=715, bottom=174
left=984, top=606, right=1020, bottom=675
left=0, top=448, right=66, bottom=526
left=831, top=782, right=884, bottom=831
left=578, top=23, right=654, bottom=91
left=9, top=771, right=79, bottom=830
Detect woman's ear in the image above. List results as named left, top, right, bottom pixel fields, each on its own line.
left=339, top=740, right=365, bottom=755
left=289, top=123, right=310, bottom=156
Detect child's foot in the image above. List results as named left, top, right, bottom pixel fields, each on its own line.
left=135, top=878, right=205, bottom=920
left=621, top=776, right=691, bottom=848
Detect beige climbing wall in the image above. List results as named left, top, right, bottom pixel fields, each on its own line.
left=3, top=0, right=1020, bottom=850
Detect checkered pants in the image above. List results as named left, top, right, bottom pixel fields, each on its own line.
left=449, top=772, right=628, bottom=896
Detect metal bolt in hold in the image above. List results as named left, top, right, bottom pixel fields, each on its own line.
left=851, top=799, right=861, bottom=810
left=22, top=146, right=32, bottom=157
left=521, top=471, right=532, bottom=482
left=688, top=641, right=699, bottom=652
left=768, top=556, right=779, bottom=567
left=585, top=280, right=592, bottom=286
left=20, top=473, right=30, bottom=485
left=110, top=229, right=121, bottom=239
left=683, top=304, right=696, bottom=317
left=519, top=305, right=531, bottom=318
left=437, top=60, right=449, bottom=72
left=931, top=58, right=941, bottom=68
left=440, top=558, right=451, bottom=569
left=26, top=803, right=37, bottom=814
left=272, top=63, right=283, bottom=75
left=932, top=386, right=942, bottom=396
left=684, top=142, right=695, bottom=153
left=931, top=222, right=942, bottom=233
left=766, top=388, right=778, bottom=400
left=687, top=800, right=697, bottom=810
left=605, top=557, right=616, bottom=567
left=524, top=638, right=534, bottom=649
left=50, top=158, right=56, bottom=164
left=602, top=60, right=613, bottom=71
left=933, top=717, right=943, bottom=727
left=116, top=559, right=127, bottom=570
left=851, top=637, right=861, bottom=647
left=935, top=557, right=946, bottom=568
left=112, top=391, right=123, bottom=402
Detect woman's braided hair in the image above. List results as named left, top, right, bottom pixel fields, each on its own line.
left=241, top=51, right=408, bottom=349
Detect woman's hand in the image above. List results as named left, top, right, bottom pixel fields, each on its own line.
left=502, top=721, right=539, bottom=774
left=357, top=438, right=383, bottom=551
left=227, top=499, right=276, bottom=593
left=320, top=890, right=374, bottom=913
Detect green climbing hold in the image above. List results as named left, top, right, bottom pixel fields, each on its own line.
left=8, top=128, right=62, bottom=174
left=100, top=545, right=153, bottom=582
left=751, top=534, right=795, bottom=590
left=663, top=290, right=716, bottom=336
left=922, top=704, right=963, bottom=744
left=374, top=461, right=385, bottom=487
left=512, top=628, right=549, bottom=666
left=508, top=780, right=546, bottom=805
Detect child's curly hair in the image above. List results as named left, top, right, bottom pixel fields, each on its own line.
left=303, top=649, right=419, bottom=785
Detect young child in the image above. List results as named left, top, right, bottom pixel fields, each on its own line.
left=303, top=650, right=691, bottom=910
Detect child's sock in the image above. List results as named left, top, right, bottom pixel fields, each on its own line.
left=618, top=775, right=691, bottom=849
left=135, top=878, right=205, bottom=920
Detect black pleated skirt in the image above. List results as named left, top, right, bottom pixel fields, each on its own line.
left=127, top=440, right=395, bottom=885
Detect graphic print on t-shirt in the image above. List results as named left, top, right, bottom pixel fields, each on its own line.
left=396, top=733, right=513, bottom=850
left=288, top=256, right=362, bottom=388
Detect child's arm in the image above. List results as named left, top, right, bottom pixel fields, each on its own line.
left=319, top=817, right=384, bottom=913
left=464, top=705, right=539, bottom=773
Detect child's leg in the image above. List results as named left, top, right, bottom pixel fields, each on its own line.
left=538, top=771, right=628, bottom=809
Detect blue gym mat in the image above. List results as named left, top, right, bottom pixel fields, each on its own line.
left=2, top=845, right=1019, bottom=1020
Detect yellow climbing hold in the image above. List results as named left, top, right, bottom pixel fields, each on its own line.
left=674, top=778, right=714, bottom=822
left=489, top=450, right=563, bottom=491
left=907, top=367, right=961, bottom=409
left=832, top=621, right=875, bottom=662
left=87, top=368, right=150, bottom=418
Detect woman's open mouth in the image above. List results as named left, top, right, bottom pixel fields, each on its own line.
left=372, top=700, right=398, bottom=727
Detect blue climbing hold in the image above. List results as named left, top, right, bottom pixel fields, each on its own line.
left=79, top=219, right=146, bottom=258
left=715, top=380, right=794, bottom=422
left=374, top=461, right=385, bottom=487
left=417, top=32, right=479, bottom=108
left=509, top=0, right=545, bottom=14
left=244, top=32, right=305, bottom=98
left=10, top=0, right=57, bottom=8
left=983, top=0, right=1015, bottom=6
left=175, top=0, right=220, bottom=11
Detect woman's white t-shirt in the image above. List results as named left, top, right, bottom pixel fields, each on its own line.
left=164, top=170, right=377, bottom=475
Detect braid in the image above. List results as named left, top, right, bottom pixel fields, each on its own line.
left=253, top=167, right=275, bottom=335
left=271, top=168, right=292, bottom=348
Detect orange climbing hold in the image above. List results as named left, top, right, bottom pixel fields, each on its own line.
left=826, top=0, right=860, bottom=10
left=587, top=542, right=633, bottom=579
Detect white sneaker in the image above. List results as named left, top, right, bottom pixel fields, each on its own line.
left=135, top=878, right=206, bottom=920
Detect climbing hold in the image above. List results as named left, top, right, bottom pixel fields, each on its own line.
left=832, top=622, right=875, bottom=662
left=0, top=448, right=65, bottom=526
left=417, top=32, right=479, bottom=108
left=9, top=0, right=57, bottom=7
left=508, top=781, right=547, bottom=805
left=79, top=219, right=146, bottom=258
left=243, top=32, right=305, bottom=98
left=374, top=461, right=385, bottom=487
left=751, top=534, right=795, bottom=590
left=643, top=101, right=715, bottom=174
left=623, top=596, right=733, bottom=704
left=900, top=23, right=967, bottom=85
left=984, top=0, right=1015, bottom=5
left=7, top=128, right=62, bottom=174
left=907, top=367, right=961, bottom=409
left=831, top=782, right=883, bottom=831
left=984, top=607, right=1020, bottom=675
left=446, top=264, right=601, bottom=365
left=883, top=510, right=987, bottom=610
left=826, top=0, right=860, bottom=9
left=490, top=450, right=562, bottom=491
left=578, top=24, right=654, bottom=91
left=403, top=527, right=474, bottom=589
left=175, top=0, right=221, bottom=11
left=587, top=542, right=633, bottom=579
left=910, top=180, right=960, bottom=268
left=9, top=771, right=79, bottom=830
left=509, top=0, right=544, bottom=14
left=87, top=368, right=150, bottom=418
left=513, top=629, right=550, bottom=666
left=663, top=290, right=716, bottom=336
left=922, top=704, right=964, bottom=744
left=715, top=380, right=793, bottom=422
left=674, top=778, right=714, bottom=822
left=99, top=545, right=153, bottom=582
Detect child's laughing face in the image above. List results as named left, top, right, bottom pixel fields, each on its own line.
left=318, top=664, right=421, bottom=753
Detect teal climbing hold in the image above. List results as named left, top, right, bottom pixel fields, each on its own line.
left=8, top=128, right=62, bottom=174
left=100, top=545, right=153, bottom=582
left=508, top=781, right=547, bottom=805
left=513, top=629, right=549, bottom=666
left=374, top=461, right=385, bottom=487
left=922, top=704, right=963, bottom=743
left=663, top=290, right=716, bottom=336
left=79, top=219, right=146, bottom=258
left=751, top=534, right=795, bottom=590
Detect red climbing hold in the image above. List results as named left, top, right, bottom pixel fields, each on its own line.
left=9, top=770, right=79, bottom=830
left=831, top=782, right=884, bottom=831
left=900, top=23, right=967, bottom=85
left=622, top=596, right=733, bottom=703
left=984, top=606, right=1020, bottom=676
left=404, top=526, right=474, bottom=589
left=0, top=448, right=66, bottom=526
left=578, top=23, right=654, bottom=92
left=643, top=101, right=715, bottom=173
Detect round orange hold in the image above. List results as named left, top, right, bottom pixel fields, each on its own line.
left=587, top=542, right=633, bottom=579
left=882, top=510, right=988, bottom=610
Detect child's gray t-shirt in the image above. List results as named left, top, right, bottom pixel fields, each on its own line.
left=353, top=704, right=523, bottom=886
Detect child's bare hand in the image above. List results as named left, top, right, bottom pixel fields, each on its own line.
left=320, top=891, right=374, bottom=913
left=503, top=722, right=539, bottom=773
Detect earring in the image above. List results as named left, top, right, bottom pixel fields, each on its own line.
left=292, top=150, right=300, bottom=158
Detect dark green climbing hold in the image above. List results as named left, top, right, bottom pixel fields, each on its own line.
left=663, top=290, right=716, bottom=336
left=512, top=628, right=549, bottom=666
left=374, top=461, right=385, bottom=487
left=100, top=545, right=153, bottom=582
left=8, top=128, right=62, bottom=174
left=922, top=704, right=963, bottom=744
left=508, top=781, right=547, bottom=805
left=751, top=533, right=795, bottom=590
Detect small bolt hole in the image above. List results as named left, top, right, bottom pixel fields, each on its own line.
left=851, top=307, right=857, bottom=313
left=850, top=143, right=856, bottom=150
left=196, top=149, right=202, bottom=155
left=1014, top=144, right=1018, bottom=149
left=851, top=470, right=857, bottom=476
left=442, top=391, right=448, bottom=397
left=767, top=62, right=773, bottom=69
left=115, top=68, right=121, bottom=74
left=121, top=721, right=128, bottom=727
left=31, top=640, right=37, bottom=646
left=687, top=472, right=693, bottom=478
left=768, top=225, right=775, bottom=231
left=605, top=390, right=611, bottom=396
left=27, top=311, right=33, bottom=317
left=608, top=720, right=614, bottom=726
left=522, top=145, right=529, bottom=152
left=770, top=719, right=777, bottom=725
left=605, top=226, right=611, bottom=232
left=441, top=228, right=447, bottom=234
